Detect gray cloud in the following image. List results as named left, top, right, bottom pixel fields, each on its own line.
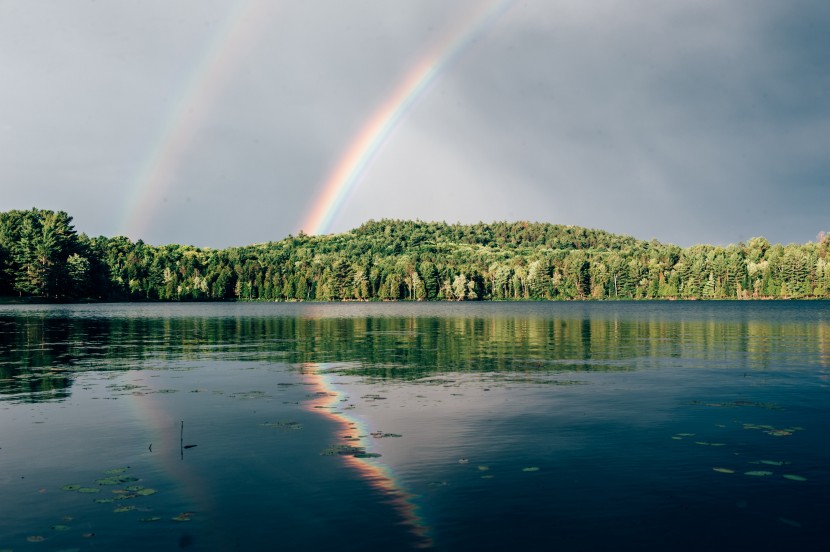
left=1, top=0, right=827, bottom=247
left=377, top=0, right=830, bottom=246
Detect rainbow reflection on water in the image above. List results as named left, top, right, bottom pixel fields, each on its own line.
left=301, top=362, right=432, bottom=548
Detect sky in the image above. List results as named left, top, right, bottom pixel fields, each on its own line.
left=1, top=0, right=828, bottom=249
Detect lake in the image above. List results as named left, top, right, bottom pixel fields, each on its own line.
left=1, top=301, right=828, bottom=551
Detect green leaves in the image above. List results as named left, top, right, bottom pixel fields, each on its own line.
left=0, top=208, right=79, bottom=298
left=2, top=209, right=828, bottom=302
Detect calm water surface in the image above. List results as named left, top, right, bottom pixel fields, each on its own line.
left=1, top=302, right=828, bottom=551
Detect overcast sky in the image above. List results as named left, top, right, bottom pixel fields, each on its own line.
left=1, top=0, right=828, bottom=248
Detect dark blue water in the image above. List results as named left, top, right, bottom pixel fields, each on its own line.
left=1, top=302, right=828, bottom=550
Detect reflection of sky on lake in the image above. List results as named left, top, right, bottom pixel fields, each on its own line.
left=2, top=302, right=830, bottom=550
left=121, top=375, right=217, bottom=517
left=302, top=362, right=433, bottom=549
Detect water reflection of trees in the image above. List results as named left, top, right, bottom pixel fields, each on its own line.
left=2, top=310, right=828, bottom=402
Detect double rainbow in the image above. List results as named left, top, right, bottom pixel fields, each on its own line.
left=119, top=0, right=514, bottom=240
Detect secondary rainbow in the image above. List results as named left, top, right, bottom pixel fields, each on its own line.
left=120, top=0, right=273, bottom=241
left=301, top=0, right=515, bottom=236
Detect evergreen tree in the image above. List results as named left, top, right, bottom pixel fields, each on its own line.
left=1, top=209, right=79, bottom=297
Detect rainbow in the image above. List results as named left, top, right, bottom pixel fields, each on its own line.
left=301, top=0, right=515, bottom=235
left=125, top=361, right=431, bottom=547
left=302, top=362, right=433, bottom=548
left=120, top=0, right=274, bottom=241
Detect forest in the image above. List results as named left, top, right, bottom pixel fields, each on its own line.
left=1, top=207, right=828, bottom=302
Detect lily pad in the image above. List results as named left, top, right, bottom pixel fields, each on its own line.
left=61, top=484, right=82, bottom=491
left=370, top=432, right=402, bottom=438
left=51, top=525, right=71, bottom=531
left=712, top=467, right=735, bottom=474
left=744, top=470, right=773, bottom=477
left=95, top=478, right=121, bottom=486
left=321, top=444, right=365, bottom=456
left=760, top=460, right=789, bottom=466
left=26, top=535, right=46, bottom=542
left=94, top=498, right=114, bottom=504
left=522, top=467, right=540, bottom=472
left=229, top=390, right=266, bottom=400
left=172, top=513, right=193, bottom=522
left=113, top=505, right=136, bottom=513
left=743, top=424, right=804, bottom=437
left=77, top=487, right=100, bottom=493
left=104, top=467, right=129, bottom=475
left=140, top=517, right=162, bottom=522
left=261, top=421, right=302, bottom=431
left=136, top=488, right=158, bottom=496
left=783, top=474, right=807, bottom=482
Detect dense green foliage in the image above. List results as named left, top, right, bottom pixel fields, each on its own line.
left=1, top=208, right=828, bottom=301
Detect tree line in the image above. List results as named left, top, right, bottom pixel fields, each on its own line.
left=1, top=207, right=828, bottom=301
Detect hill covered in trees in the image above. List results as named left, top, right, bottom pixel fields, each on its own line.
left=1, top=207, right=828, bottom=302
